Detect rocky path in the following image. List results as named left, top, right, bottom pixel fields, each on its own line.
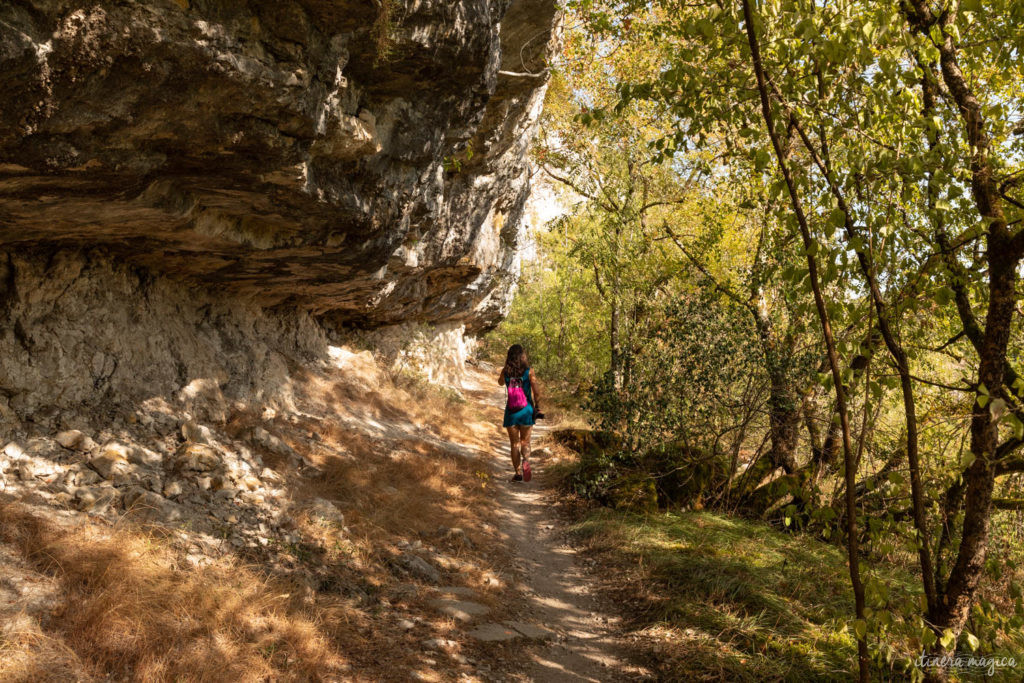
left=459, top=367, right=649, bottom=682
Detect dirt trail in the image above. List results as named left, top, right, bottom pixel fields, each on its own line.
left=461, top=366, right=650, bottom=682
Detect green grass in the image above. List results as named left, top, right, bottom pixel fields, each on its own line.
left=568, top=508, right=922, bottom=682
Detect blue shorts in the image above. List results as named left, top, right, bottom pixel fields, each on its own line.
left=503, top=404, right=534, bottom=427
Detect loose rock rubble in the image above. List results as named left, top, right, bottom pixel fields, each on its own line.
left=0, top=407, right=314, bottom=558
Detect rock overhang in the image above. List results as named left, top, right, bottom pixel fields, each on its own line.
left=0, top=0, right=560, bottom=332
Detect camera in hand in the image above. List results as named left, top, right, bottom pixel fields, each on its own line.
left=534, top=410, right=545, bottom=420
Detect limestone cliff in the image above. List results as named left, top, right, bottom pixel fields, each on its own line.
left=0, top=0, right=559, bottom=421
left=0, top=0, right=557, bottom=328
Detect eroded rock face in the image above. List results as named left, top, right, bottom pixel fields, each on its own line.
left=0, top=0, right=559, bottom=331
left=0, top=248, right=326, bottom=422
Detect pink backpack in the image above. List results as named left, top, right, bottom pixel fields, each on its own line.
left=507, top=373, right=529, bottom=410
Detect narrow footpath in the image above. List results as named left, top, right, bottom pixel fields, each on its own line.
left=460, top=365, right=651, bottom=682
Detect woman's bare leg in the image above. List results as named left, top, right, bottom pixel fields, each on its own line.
left=506, top=426, right=521, bottom=474
left=518, top=425, right=533, bottom=464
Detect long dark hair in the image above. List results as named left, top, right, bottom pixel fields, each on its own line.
left=503, top=344, right=528, bottom=381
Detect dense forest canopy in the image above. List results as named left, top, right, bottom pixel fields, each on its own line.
left=491, top=0, right=1024, bottom=679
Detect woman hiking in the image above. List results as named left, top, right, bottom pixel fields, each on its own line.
left=498, top=344, right=543, bottom=482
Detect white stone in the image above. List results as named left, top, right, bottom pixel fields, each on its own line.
left=307, top=497, right=344, bottom=524
left=174, top=443, right=221, bottom=472
left=428, top=598, right=490, bottom=623
left=181, top=420, right=213, bottom=444
left=88, top=446, right=131, bottom=480
left=397, top=552, right=441, bottom=583
left=422, top=638, right=458, bottom=651
left=127, top=444, right=163, bottom=467
left=56, top=430, right=97, bottom=451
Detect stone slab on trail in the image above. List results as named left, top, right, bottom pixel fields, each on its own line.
left=505, top=620, right=556, bottom=641
left=468, top=623, right=521, bottom=642
left=427, top=598, right=491, bottom=622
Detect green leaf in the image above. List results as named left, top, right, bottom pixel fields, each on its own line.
left=1008, top=414, right=1024, bottom=441
left=829, top=207, right=847, bottom=228
left=754, top=148, right=771, bottom=171
left=940, top=628, right=956, bottom=649
left=854, top=619, right=867, bottom=639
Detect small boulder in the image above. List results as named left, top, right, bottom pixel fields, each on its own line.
left=126, top=444, right=163, bottom=467
left=56, top=430, right=97, bottom=452
left=397, top=552, right=441, bottom=583
left=71, top=466, right=102, bottom=487
left=239, top=491, right=265, bottom=506
left=88, top=444, right=133, bottom=481
left=140, top=409, right=178, bottom=436
left=181, top=420, right=213, bottom=444
left=141, top=472, right=164, bottom=493
left=214, top=488, right=238, bottom=501
left=15, top=461, right=38, bottom=481
left=173, top=443, right=221, bottom=472
left=73, top=486, right=120, bottom=513
left=307, top=498, right=344, bottom=525
left=260, top=467, right=284, bottom=484
left=123, top=487, right=185, bottom=522
left=163, top=480, right=184, bottom=498
left=51, top=491, right=73, bottom=507
left=248, top=426, right=297, bottom=459
left=239, top=475, right=262, bottom=492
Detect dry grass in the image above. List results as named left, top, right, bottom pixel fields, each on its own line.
left=0, top=348, right=521, bottom=681
left=0, top=504, right=349, bottom=682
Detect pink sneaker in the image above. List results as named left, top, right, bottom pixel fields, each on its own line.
left=522, top=457, right=532, bottom=482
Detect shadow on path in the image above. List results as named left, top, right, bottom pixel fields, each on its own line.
left=463, top=368, right=651, bottom=682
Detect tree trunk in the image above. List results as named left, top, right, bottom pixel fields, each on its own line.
left=741, top=1, right=869, bottom=677
left=901, top=4, right=1024, bottom=672
left=609, top=298, right=621, bottom=389
left=753, top=302, right=800, bottom=474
